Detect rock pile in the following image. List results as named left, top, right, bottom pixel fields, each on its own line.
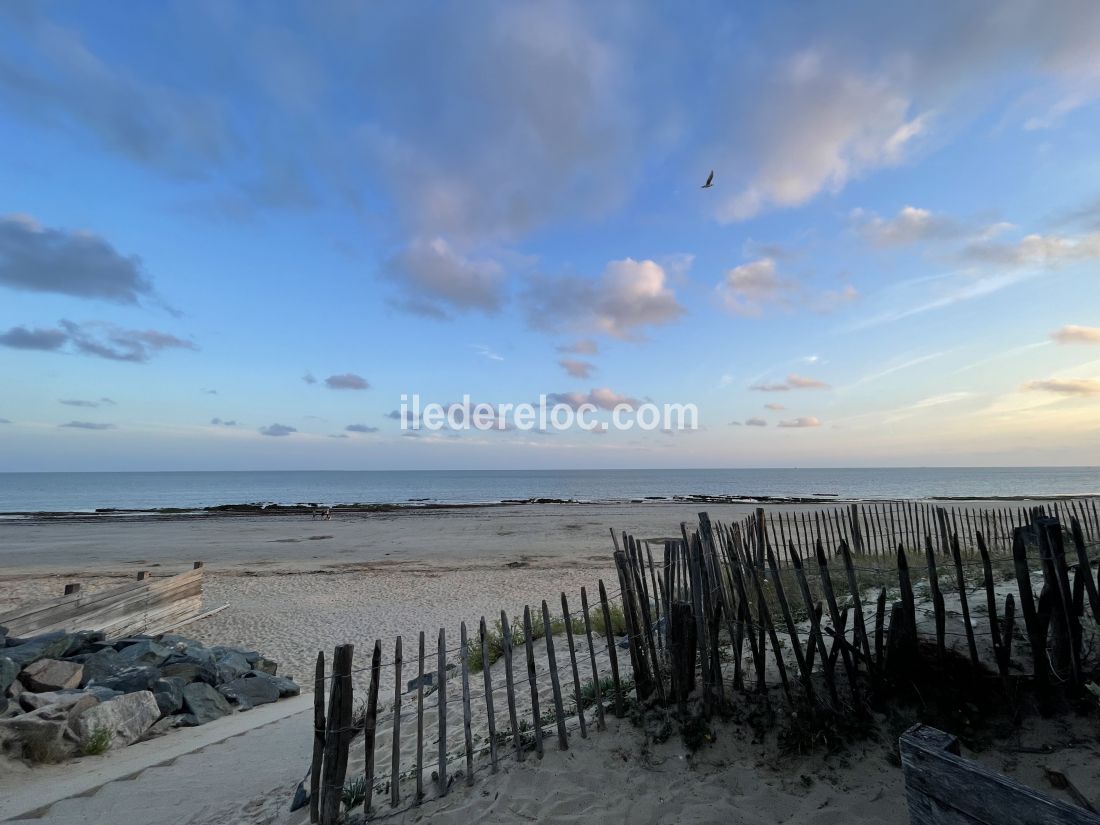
left=0, top=628, right=299, bottom=763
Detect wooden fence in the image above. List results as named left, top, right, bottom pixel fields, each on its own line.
left=0, top=563, right=207, bottom=639
left=308, top=499, right=1100, bottom=824
left=900, top=724, right=1100, bottom=824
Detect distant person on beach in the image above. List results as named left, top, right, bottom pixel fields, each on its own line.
left=323, top=507, right=332, bottom=521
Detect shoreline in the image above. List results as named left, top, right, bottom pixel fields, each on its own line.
left=3, top=489, right=1097, bottom=520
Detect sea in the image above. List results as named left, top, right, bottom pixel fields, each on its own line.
left=0, top=468, right=1097, bottom=513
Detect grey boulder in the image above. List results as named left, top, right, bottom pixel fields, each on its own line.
left=218, top=675, right=280, bottom=710
left=72, top=690, right=160, bottom=748
left=3, top=633, right=75, bottom=668
left=116, top=640, right=173, bottom=668
left=0, top=656, right=17, bottom=693
left=20, top=659, right=84, bottom=692
left=152, top=677, right=185, bottom=716
left=182, top=682, right=232, bottom=725
left=90, top=665, right=160, bottom=694
left=161, top=660, right=218, bottom=685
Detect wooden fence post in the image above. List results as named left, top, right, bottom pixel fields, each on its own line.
left=319, top=644, right=353, bottom=825
left=363, top=640, right=382, bottom=816
left=523, top=606, right=544, bottom=758
left=580, top=587, right=606, bottom=731
left=460, top=622, right=474, bottom=785
left=310, top=651, right=325, bottom=824
left=479, top=617, right=499, bottom=773
left=390, top=637, right=402, bottom=808
left=499, top=611, right=523, bottom=762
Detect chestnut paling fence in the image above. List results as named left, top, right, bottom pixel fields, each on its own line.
left=308, top=498, right=1100, bottom=824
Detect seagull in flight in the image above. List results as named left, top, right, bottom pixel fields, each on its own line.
left=701, top=170, right=714, bottom=189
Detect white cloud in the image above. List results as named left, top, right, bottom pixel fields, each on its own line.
left=1023, top=377, right=1100, bottom=396
left=777, top=416, right=821, bottom=428
left=853, top=206, right=961, bottom=247
left=525, top=258, right=684, bottom=341
left=386, top=237, right=505, bottom=317
left=745, top=417, right=767, bottom=427
left=716, top=258, right=790, bottom=316
left=1052, top=325, right=1100, bottom=345
left=751, top=373, right=831, bottom=392
left=714, top=50, right=929, bottom=222
left=559, top=359, right=595, bottom=379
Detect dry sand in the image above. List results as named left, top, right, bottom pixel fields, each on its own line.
left=2, top=500, right=1098, bottom=824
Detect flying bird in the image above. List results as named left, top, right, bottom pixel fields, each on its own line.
left=701, top=170, right=714, bottom=189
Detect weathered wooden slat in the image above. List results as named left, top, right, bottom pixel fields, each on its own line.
left=597, top=580, right=623, bottom=716
left=1012, top=529, right=1046, bottom=687
left=925, top=534, right=946, bottom=661
left=459, top=622, right=474, bottom=786
left=310, top=651, right=325, bottom=824
left=415, top=631, right=425, bottom=802
left=523, top=606, right=544, bottom=758
left=1069, top=518, right=1100, bottom=624
left=363, top=640, right=382, bottom=816
left=437, top=628, right=448, bottom=795
left=319, top=644, right=353, bottom=825
left=580, top=587, right=606, bottom=732
left=498, top=611, right=523, bottom=762
left=541, top=601, right=569, bottom=751
left=816, top=540, right=859, bottom=702
left=900, top=723, right=1100, bottom=825
left=950, top=534, right=980, bottom=668
left=766, top=547, right=812, bottom=700
left=561, top=593, right=586, bottom=739
left=479, top=617, right=499, bottom=773
left=390, top=637, right=403, bottom=807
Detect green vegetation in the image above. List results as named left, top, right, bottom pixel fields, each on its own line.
left=467, top=603, right=627, bottom=674
left=80, top=725, right=113, bottom=756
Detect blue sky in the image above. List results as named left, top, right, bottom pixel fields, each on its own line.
left=1, top=0, right=1099, bottom=471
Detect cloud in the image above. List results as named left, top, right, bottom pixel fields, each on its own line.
left=324, top=373, right=369, bottom=390
left=853, top=206, right=961, bottom=247
left=777, top=416, right=821, bottom=428
left=745, top=417, right=768, bottom=427
left=713, top=50, right=928, bottom=222
left=1051, top=325, right=1100, bottom=345
left=0, top=418, right=11, bottom=424
left=717, top=258, right=791, bottom=316
left=960, top=231, right=1100, bottom=268
left=210, top=417, right=237, bottom=426
left=525, top=258, right=684, bottom=340
left=716, top=258, right=856, bottom=317
left=259, top=423, right=297, bottom=437
left=346, top=423, right=379, bottom=433
left=1023, top=378, right=1100, bottom=396
left=545, top=388, right=640, bottom=410
left=302, top=371, right=317, bottom=385
left=0, top=325, right=68, bottom=351
left=329, top=433, right=350, bottom=439
left=59, top=421, right=115, bottom=430
left=60, top=398, right=114, bottom=408
left=0, top=320, right=195, bottom=362
left=471, top=344, right=504, bottom=362
left=751, top=373, right=831, bottom=392
left=0, top=214, right=154, bottom=304
left=557, top=339, right=599, bottom=355
left=559, top=358, right=595, bottom=379
left=385, top=237, right=505, bottom=316
left=764, top=403, right=785, bottom=411
left=202, top=388, right=218, bottom=395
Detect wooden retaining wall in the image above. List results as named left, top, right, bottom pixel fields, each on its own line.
left=0, top=563, right=206, bottom=639
left=309, top=498, right=1100, bottom=824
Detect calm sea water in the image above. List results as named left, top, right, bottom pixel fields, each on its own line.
left=0, top=468, right=1097, bottom=512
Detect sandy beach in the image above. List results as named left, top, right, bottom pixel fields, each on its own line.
left=3, top=499, right=1098, bottom=825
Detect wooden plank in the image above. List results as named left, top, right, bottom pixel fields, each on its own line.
left=790, top=543, right=836, bottom=705
left=839, top=540, right=873, bottom=665
left=436, top=628, right=447, bottom=796
left=523, top=606, right=544, bottom=758
left=499, top=611, right=523, bottom=762
left=739, top=536, right=790, bottom=700
left=900, top=723, right=1100, bottom=825
left=363, top=639, right=382, bottom=816
left=310, top=651, right=324, bottom=824
left=390, top=636, right=403, bottom=807
left=598, top=580, right=623, bottom=716
left=416, top=631, right=425, bottom=802
left=459, top=623, right=474, bottom=786
left=479, top=618, right=499, bottom=773
left=561, top=593, right=586, bottom=738
left=542, top=601, right=569, bottom=750
left=580, top=587, right=606, bottom=732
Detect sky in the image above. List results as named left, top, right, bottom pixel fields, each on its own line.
left=1, top=0, right=1100, bottom=472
